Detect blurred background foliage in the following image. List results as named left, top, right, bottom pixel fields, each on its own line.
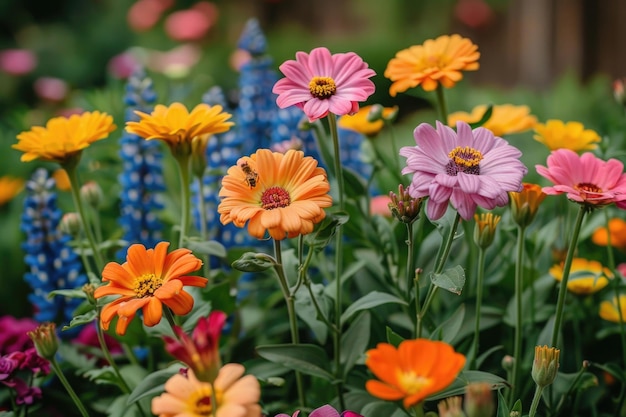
left=1, top=0, right=626, bottom=318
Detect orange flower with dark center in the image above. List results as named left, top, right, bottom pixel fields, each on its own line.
left=365, top=339, right=466, bottom=409
left=218, top=149, right=332, bottom=240
left=94, top=241, right=207, bottom=335
left=385, top=34, right=480, bottom=96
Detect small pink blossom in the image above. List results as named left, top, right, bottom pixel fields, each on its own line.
left=276, top=405, right=362, bottom=417
left=0, top=49, right=37, bottom=76
left=0, top=316, right=38, bottom=356
left=33, top=77, right=68, bottom=102
left=536, top=149, right=626, bottom=208
left=401, top=121, right=527, bottom=220
left=107, top=51, right=141, bottom=79
left=165, top=9, right=212, bottom=41
left=127, top=0, right=172, bottom=31
left=273, top=47, right=376, bottom=122
left=370, top=195, right=392, bottom=217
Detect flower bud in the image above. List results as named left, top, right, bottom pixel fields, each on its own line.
left=531, top=345, right=560, bottom=388
left=438, top=396, right=465, bottom=417
left=366, top=104, right=384, bottom=122
left=80, top=181, right=103, bottom=209
left=388, top=184, right=424, bottom=224
left=60, top=212, right=82, bottom=236
left=82, top=283, right=97, bottom=305
left=191, top=134, right=210, bottom=179
left=509, top=183, right=546, bottom=228
left=473, top=213, right=501, bottom=249
left=27, top=323, right=59, bottom=360
left=464, top=382, right=495, bottom=417
left=501, top=355, right=515, bottom=372
left=614, top=79, right=626, bottom=106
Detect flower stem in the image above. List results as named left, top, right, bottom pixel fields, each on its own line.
left=50, top=357, right=90, bottom=417
left=470, top=246, right=486, bottom=369
left=272, top=239, right=306, bottom=408
left=417, top=212, right=461, bottom=337
left=509, top=224, right=527, bottom=407
left=196, top=176, right=211, bottom=281
left=64, top=161, right=104, bottom=271
left=175, top=153, right=192, bottom=249
left=528, top=385, right=544, bottom=417
left=435, top=84, right=449, bottom=122
left=405, top=222, right=415, bottom=302
left=550, top=205, right=586, bottom=348
left=328, top=112, right=347, bottom=409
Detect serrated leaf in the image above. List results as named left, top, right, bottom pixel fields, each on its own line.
left=232, top=252, right=274, bottom=272
left=340, top=291, right=407, bottom=325
left=430, top=265, right=465, bottom=295
left=256, top=344, right=334, bottom=381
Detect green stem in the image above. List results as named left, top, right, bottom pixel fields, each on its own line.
left=328, top=113, right=346, bottom=410
left=470, top=246, right=486, bottom=369
left=412, top=404, right=425, bottom=417
left=417, top=212, right=461, bottom=337
left=435, top=84, right=449, bottom=122
left=50, top=357, right=90, bottom=417
left=509, top=225, right=527, bottom=407
left=405, top=222, right=415, bottom=302
left=196, top=175, right=211, bottom=281
left=272, top=239, right=306, bottom=408
left=529, top=385, right=545, bottom=417
left=64, top=162, right=104, bottom=271
left=550, top=205, right=586, bottom=348
left=95, top=313, right=132, bottom=394
left=163, top=306, right=179, bottom=335
left=211, top=382, right=220, bottom=416
left=176, top=154, right=192, bottom=249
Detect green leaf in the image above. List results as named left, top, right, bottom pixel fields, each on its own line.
left=430, top=303, right=465, bottom=343
left=304, top=211, right=350, bottom=250
left=340, top=291, right=407, bottom=325
left=468, top=104, right=493, bottom=129
left=341, top=311, right=371, bottom=377
left=232, top=252, right=275, bottom=272
left=361, top=401, right=405, bottom=417
left=185, top=239, right=227, bottom=258
left=256, top=344, right=334, bottom=381
left=295, top=283, right=331, bottom=344
left=48, top=288, right=88, bottom=299
left=496, top=390, right=510, bottom=417
left=342, top=166, right=368, bottom=199
left=386, top=326, right=405, bottom=347
left=430, top=265, right=465, bottom=295
left=427, top=370, right=509, bottom=401
left=83, top=366, right=120, bottom=386
left=61, top=310, right=97, bottom=331
left=127, top=363, right=181, bottom=405
left=202, top=280, right=237, bottom=316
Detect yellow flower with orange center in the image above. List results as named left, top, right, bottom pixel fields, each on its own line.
left=509, top=183, right=546, bottom=227
left=0, top=176, right=24, bottom=206
left=125, top=102, right=234, bottom=156
left=448, top=104, right=537, bottom=136
left=549, top=258, right=612, bottom=295
left=365, top=339, right=466, bottom=409
left=600, top=295, right=626, bottom=323
left=338, top=105, right=397, bottom=136
left=592, top=218, right=626, bottom=252
left=385, top=34, right=480, bottom=96
left=533, top=120, right=601, bottom=152
left=218, top=149, right=332, bottom=240
left=13, top=111, right=116, bottom=163
left=151, top=365, right=261, bottom=417
left=94, top=241, right=208, bottom=335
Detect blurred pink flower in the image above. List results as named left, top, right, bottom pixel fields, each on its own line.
left=617, top=263, right=626, bottom=277
left=127, top=0, right=173, bottom=31
left=33, top=77, right=68, bottom=102
left=536, top=149, right=626, bottom=208
left=108, top=51, right=141, bottom=79
left=0, top=316, right=38, bottom=356
left=147, top=44, right=202, bottom=78
left=454, top=0, right=494, bottom=29
left=371, top=195, right=392, bottom=217
left=401, top=121, right=527, bottom=220
left=164, top=2, right=217, bottom=42
left=273, top=47, right=376, bottom=122
left=74, top=323, right=123, bottom=355
left=0, top=49, right=37, bottom=76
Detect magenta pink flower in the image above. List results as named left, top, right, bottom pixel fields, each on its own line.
left=536, top=149, right=626, bottom=208
left=401, top=121, right=527, bottom=220
left=276, top=405, right=363, bottom=417
left=272, top=47, right=376, bottom=122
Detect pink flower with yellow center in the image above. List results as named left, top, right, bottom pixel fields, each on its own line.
left=535, top=149, right=626, bottom=209
left=401, top=121, right=527, bottom=221
left=272, top=47, right=376, bottom=122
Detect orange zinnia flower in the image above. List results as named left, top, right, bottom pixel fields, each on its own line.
left=385, top=34, right=480, bottom=96
left=218, top=149, right=332, bottom=240
left=125, top=102, right=234, bottom=155
left=365, top=339, right=466, bottom=409
left=0, top=176, right=24, bottom=206
left=592, top=218, right=626, bottom=251
left=14, top=111, right=116, bottom=163
left=94, top=241, right=208, bottom=335
left=448, top=104, right=537, bottom=136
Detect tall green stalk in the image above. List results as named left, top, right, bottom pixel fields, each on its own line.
left=175, top=153, right=192, bottom=249
left=509, top=225, right=527, bottom=406
left=470, top=246, right=486, bottom=369
left=550, top=205, right=587, bottom=348
left=196, top=176, right=211, bottom=280
left=435, top=84, right=448, bottom=122
left=49, top=357, right=90, bottom=417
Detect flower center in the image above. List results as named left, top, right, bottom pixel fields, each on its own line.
left=575, top=182, right=603, bottom=200
left=133, top=273, right=163, bottom=298
left=446, top=146, right=483, bottom=176
left=261, top=187, right=291, bottom=210
left=187, top=386, right=221, bottom=416
left=309, top=76, right=337, bottom=99
left=397, top=371, right=432, bottom=395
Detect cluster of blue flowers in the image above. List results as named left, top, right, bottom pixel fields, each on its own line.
left=20, top=169, right=87, bottom=334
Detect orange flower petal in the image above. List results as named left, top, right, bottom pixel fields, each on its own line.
left=161, top=290, right=195, bottom=316
left=142, top=297, right=163, bottom=327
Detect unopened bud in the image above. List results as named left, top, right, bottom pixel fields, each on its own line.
left=388, top=184, right=424, bottom=224
left=532, top=345, right=560, bottom=388
left=83, top=283, right=96, bottom=305
left=366, top=104, right=384, bottom=122
left=438, top=396, right=465, bottom=417
left=501, top=355, right=515, bottom=372
left=473, top=213, right=501, bottom=249
left=80, top=181, right=103, bottom=209
left=27, top=323, right=59, bottom=360
left=464, top=382, right=495, bottom=417
left=60, top=212, right=82, bottom=236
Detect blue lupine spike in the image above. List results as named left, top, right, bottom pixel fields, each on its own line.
left=237, top=18, right=267, bottom=56
left=117, top=68, right=165, bottom=259
left=20, top=168, right=87, bottom=336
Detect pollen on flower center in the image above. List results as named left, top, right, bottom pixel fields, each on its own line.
left=193, top=395, right=212, bottom=416
left=133, top=273, right=163, bottom=298
left=446, top=146, right=483, bottom=176
left=309, top=76, right=337, bottom=99
left=261, top=186, right=291, bottom=210
left=575, top=182, right=603, bottom=199
left=397, top=371, right=432, bottom=395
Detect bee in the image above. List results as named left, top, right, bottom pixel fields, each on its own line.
left=239, top=161, right=259, bottom=189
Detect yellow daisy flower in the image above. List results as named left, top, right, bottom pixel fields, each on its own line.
left=338, top=105, right=397, bottom=136
left=549, top=258, right=612, bottom=295
left=533, top=120, right=601, bottom=152
left=448, top=104, right=537, bottom=136
left=600, top=295, right=626, bottom=323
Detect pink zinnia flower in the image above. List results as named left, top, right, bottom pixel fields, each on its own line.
left=536, top=149, right=626, bottom=208
left=272, top=47, right=376, bottom=122
left=401, top=121, right=527, bottom=220
left=277, top=405, right=363, bottom=417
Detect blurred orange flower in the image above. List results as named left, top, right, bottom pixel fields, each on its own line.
left=448, top=104, right=537, bottom=136
left=365, top=339, right=465, bottom=409
left=533, top=120, right=600, bottom=152
left=592, top=218, right=626, bottom=251
left=52, top=169, right=71, bottom=191
left=600, top=295, right=626, bottom=323
left=218, top=149, right=332, bottom=240
left=94, top=241, right=207, bottom=335
left=384, top=34, right=479, bottom=96
left=0, top=176, right=24, bottom=206
left=549, top=258, right=612, bottom=295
